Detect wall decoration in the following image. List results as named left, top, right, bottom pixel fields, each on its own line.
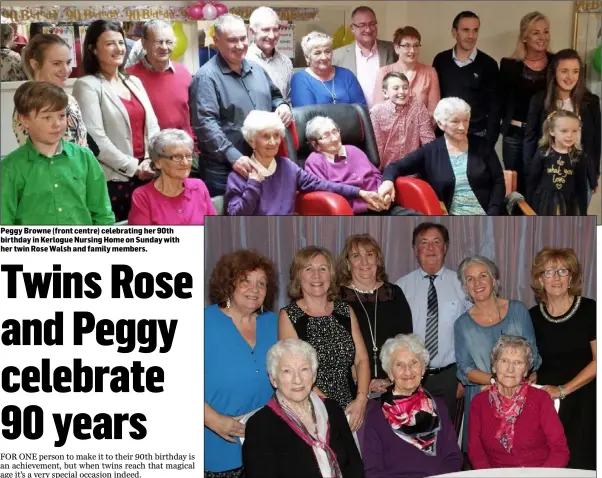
left=229, top=7, right=318, bottom=22
left=171, top=21, right=189, bottom=60
left=573, top=0, right=601, bottom=90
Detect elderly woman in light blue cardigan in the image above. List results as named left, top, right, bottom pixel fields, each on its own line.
left=453, top=255, right=540, bottom=451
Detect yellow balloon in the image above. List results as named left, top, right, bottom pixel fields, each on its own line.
left=332, top=24, right=345, bottom=50
left=342, top=25, right=354, bottom=46
left=171, top=21, right=188, bottom=60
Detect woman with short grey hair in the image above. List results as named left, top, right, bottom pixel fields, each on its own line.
left=225, top=110, right=383, bottom=215
left=243, top=338, right=364, bottom=478
left=361, top=333, right=463, bottom=477
left=290, top=31, right=366, bottom=107
left=453, top=255, right=541, bottom=451
left=468, top=334, right=569, bottom=469
left=128, top=128, right=216, bottom=224
left=378, top=96, right=505, bottom=215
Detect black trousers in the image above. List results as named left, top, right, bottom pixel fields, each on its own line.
left=423, top=363, right=458, bottom=423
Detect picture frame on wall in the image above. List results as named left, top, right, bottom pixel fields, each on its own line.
left=572, top=0, right=601, bottom=92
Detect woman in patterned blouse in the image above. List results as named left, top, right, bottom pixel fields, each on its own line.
left=12, top=34, right=87, bottom=147
left=1, top=24, right=28, bottom=82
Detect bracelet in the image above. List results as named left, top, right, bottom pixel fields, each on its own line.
left=558, top=385, right=566, bottom=400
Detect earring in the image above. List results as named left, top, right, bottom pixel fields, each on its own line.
left=568, top=280, right=572, bottom=288
left=260, top=304, right=264, bottom=314
left=226, top=298, right=231, bottom=309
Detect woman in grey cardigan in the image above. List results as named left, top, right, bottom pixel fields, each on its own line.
left=73, top=20, right=159, bottom=221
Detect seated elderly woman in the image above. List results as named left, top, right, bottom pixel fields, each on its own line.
left=290, top=32, right=366, bottom=107
left=378, top=97, right=506, bottom=215
left=225, top=111, right=384, bottom=215
left=304, top=116, right=420, bottom=215
left=361, top=334, right=463, bottom=477
left=468, top=335, right=569, bottom=469
left=243, top=338, right=365, bottom=478
left=128, top=129, right=216, bottom=224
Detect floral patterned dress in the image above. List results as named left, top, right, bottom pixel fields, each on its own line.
left=1, top=48, right=27, bottom=81
left=12, top=93, right=88, bottom=147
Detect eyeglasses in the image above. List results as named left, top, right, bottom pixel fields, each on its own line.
left=497, top=358, right=526, bottom=369
left=152, top=40, right=175, bottom=47
left=398, top=43, right=421, bottom=51
left=542, top=268, right=571, bottom=278
left=394, top=360, right=421, bottom=370
left=352, top=22, right=377, bottom=30
left=158, top=153, right=194, bottom=163
left=318, top=128, right=340, bottom=141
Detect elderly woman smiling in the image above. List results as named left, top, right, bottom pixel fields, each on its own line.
left=128, top=129, right=216, bottom=224
left=225, top=110, right=383, bottom=215
left=468, top=335, right=569, bottom=469
left=378, top=97, right=505, bottom=215
left=362, top=334, right=463, bottom=477
left=243, top=339, right=365, bottom=478
left=290, top=32, right=366, bottom=107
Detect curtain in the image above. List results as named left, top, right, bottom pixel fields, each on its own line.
left=204, top=216, right=597, bottom=309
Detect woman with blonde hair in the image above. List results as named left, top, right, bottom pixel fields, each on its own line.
left=12, top=33, right=87, bottom=146
left=290, top=31, right=366, bottom=107
left=497, top=11, right=552, bottom=194
left=529, top=247, right=596, bottom=470
left=279, top=246, right=371, bottom=432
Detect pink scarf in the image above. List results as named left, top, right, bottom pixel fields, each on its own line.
left=488, top=380, right=529, bottom=453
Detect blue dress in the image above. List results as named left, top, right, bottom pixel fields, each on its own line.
left=290, top=66, right=367, bottom=107
left=204, top=304, right=278, bottom=472
left=454, top=300, right=541, bottom=451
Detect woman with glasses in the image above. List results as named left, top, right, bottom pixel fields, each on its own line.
left=378, top=97, right=505, bottom=215
left=304, top=116, right=420, bottom=215
left=468, top=335, right=568, bottom=469
left=453, top=255, right=540, bottom=453
left=529, top=248, right=596, bottom=470
left=73, top=20, right=159, bottom=221
left=128, top=129, right=215, bottom=224
left=290, top=31, right=366, bottom=107
left=372, top=27, right=440, bottom=118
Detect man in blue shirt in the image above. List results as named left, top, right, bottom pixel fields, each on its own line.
left=396, top=222, right=470, bottom=422
left=190, top=13, right=292, bottom=197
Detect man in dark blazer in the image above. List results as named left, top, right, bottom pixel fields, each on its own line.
left=333, top=6, right=396, bottom=107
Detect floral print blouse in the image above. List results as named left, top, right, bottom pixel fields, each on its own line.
left=1, top=48, right=27, bottom=81
left=13, top=93, right=88, bottom=147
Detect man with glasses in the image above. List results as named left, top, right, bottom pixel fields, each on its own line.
left=396, top=222, right=471, bottom=422
left=432, top=11, right=500, bottom=147
left=333, top=6, right=396, bottom=107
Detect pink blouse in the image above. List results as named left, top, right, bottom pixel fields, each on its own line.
left=372, top=62, right=440, bottom=118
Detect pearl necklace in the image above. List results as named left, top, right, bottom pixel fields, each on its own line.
left=351, top=283, right=377, bottom=294
left=540, top=295, right=581, bottom=324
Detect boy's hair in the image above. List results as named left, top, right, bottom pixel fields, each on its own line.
left=382, top=71, right=409, bottom=90
left=538, top=109, right=582, bottom=163
left=14, top=81, right=68, bottom=117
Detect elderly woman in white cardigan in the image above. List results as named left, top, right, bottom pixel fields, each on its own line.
left=72, top=19, right=159, bottom=221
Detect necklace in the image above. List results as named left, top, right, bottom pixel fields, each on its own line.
left=352, top=288, right=379, bottom=377
left=319, top=77, right=337, bottom=104
left=351, top=282, right=376, bottom=294
left=540, top=295, right=581, bottom=324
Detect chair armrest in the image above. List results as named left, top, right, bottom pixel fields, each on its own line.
left=516, top=199, right=536, bottom=215
left=439, top=202, right=448, bottom=214
left=393, top=177, right=445, bottom=215
left=295, top=191, right=354, bottom=215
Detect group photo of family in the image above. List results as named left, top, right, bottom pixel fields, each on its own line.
left=1, top=1, right=600, bottom=225
left=203, top=215, right=597, bottom=478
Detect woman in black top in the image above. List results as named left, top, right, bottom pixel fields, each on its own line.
left=524, top=49, right=601, bottom=205
left=497, top=11, right=551, bottom=195
left=336, top=234, right=413, bottom=395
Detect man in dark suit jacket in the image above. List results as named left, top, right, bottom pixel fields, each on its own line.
left=333, top=6, right=396, bottom=106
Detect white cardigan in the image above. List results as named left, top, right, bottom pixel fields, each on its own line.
left=72, top=73, right=160, bottom=182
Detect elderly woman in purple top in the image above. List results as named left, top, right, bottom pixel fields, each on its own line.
left=305, top=116, right=421, bottom=215
left=225, top=111, right=384, bottom=215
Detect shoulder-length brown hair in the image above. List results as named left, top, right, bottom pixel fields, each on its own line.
left=336, top=234, right=387, bottom=287
left=209, top=249, right=278, bottom=310
left=543, top=49, right=586, bottom=117
left=289, top=246, right=338, bottom=301
left=530, top=247, right=582, bottom=303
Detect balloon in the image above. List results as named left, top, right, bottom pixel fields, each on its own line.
left=187, top=4, right=205, bottom=20
left=214, top=2, right=228, bottom=17
left=171, top=21, right=189, bottom=60
left=342, top=25, right=354, bottom=46
left=202, top=3, right=217, bottom=21
left=592, top=44, right=601, bottom=75
left=332, top=25, right=345, bottom=50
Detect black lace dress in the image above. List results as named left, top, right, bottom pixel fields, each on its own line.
left=283, top=300, right=356, bottom=409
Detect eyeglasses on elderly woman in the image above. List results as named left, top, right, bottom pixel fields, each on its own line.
left=541, top=268, right=571, bottom=278
left=318, top=128, right=340, bottom=141
left=158, top=153, right=194, bottom=163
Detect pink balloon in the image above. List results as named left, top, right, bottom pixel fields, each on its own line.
left=202, top=3, right=217, bottom=20
left=188, top=4, right=205, bottom=20
left=214, top=2, right=229, bottom=17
